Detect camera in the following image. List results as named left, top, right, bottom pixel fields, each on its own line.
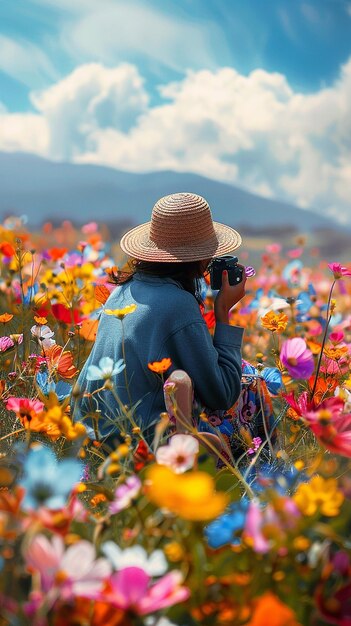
left=209, top=255, right=243, bottom=290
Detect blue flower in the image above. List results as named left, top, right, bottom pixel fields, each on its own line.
left=86, top=356, right=125, bottom=381
left=261, top=367, right=282, bottom=395
left=205, top=499, right=249, bottom=548
left=20, top=446, right=82, bottom=510
left=246, top=461, right=307, bottom=497
left=36, top=371, right=72, bottom=401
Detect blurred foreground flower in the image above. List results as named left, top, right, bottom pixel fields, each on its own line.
left=156, top=434, right=199, bottom=473
left=20, top=446, right=82, bottom=510
left=293, top=475, right=344, bottom=517
left=145, top=465, right=228, bottom=521
left=246, top=592, right=302, bottom=626
left=108, top=475, right=141, bottom=514
left=302, top=397, right=351, bottom=457
left=99, top=566, right=190, bottom=616
left=102, top=543, right=167, bottom=576
left=280, top=338, right=314, bottom=379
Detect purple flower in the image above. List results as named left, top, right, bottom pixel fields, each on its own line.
left=109, top=475, right=141, bottom=514
left=280, top=337, right=314, bottom=379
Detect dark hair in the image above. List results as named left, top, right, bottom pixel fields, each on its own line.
left=108, top=259, right=207, bottom=304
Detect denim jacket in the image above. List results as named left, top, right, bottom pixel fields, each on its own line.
left=73, top=272, right=244, bottom=439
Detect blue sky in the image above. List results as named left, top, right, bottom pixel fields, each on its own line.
left=1, top=0, right=351, bottom=220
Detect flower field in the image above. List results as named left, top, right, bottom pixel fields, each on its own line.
left=1, top=216, right=351, bottom=626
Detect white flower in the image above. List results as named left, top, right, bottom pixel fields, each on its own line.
left=101, top=543, right=168, bottom=576
left=30, top=324, right=56, bottom=349
left=86, top=356, right=125, bottom=381
left=156, top=434, right=199, bottom=474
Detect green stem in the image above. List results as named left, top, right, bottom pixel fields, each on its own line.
left=310, top=279, right=336, bottom=401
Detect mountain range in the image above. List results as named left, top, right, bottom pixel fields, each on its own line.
left=0, top=152, right=340, bottom=233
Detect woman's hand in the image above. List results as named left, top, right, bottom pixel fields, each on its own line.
left=214, top=267, right=247, bottom=324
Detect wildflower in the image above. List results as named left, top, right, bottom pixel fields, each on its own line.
left=108, top=475, right=141, bottom=514
left=293, top=475, right=344, bottom=517
left=0, top=313, right=13, bottom=323
left=24, top=534, right=111, bottom=604
left=261, top=311, right=288, bottom=333
left=248, top=437, right=262, bottom=455
left=36, top=371, right=72, bottom=401
left=246, top=592, right=302, bottom=626
left=86, top=356, right=125, bottom=381
left=148, top=358, right=172, bottom=374
left=328, top=263, right=351, bottom=279
left=104, top=304, right=137, bottom=319
left=156, top=434, right=199, bottom=473
left=94, top=284, right=111, bottom=304
left=102, top=543, right=167, bottom=576
left=19, top=446, right=82, bottom=510
left=6, top=397, right=45, bottom=426
left=100, top=566, right=189, bottom=615
left=329, top=330, right=345, bottom=344
left=205, top=499, right=249, bottom=548
left=31, top=324, right=55, bottom=349
left=34, top=316, right=48, bottom=325
left=45, top=344, right=79, bottom=379
left=0, top=336, right=14, bottom=352
left=280, top=338, right=314, bottom=379
left=145, top=465, right=228, bottom=521
left=38, top=404, right=86, bottom=441
left=302, top=397, right=351, bottom=457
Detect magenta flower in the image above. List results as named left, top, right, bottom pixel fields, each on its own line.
left=24, top=534, right=111, bottom=607
left=329, top=330, right=345, bottom=344
left=0, top=336, right=14, bottom=352
left=6, top=396, right=44, bottom=417
left=328, top=263, right=351, bottom=279
left=102, top=566, right=190, bottom=615
left=280, top=338, right=314, bottom=379
left=303, top=397, right=351, bottom=457
left=109, top=475, right=141, bottom=514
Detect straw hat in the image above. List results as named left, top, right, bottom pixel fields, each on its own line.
left=120, top=192, right=242, bottom=262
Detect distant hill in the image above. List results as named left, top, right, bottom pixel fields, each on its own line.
left=0, top=151, right=340, bottom=233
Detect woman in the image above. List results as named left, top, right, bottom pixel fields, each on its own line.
left=73, top=192, right=246, bottom=446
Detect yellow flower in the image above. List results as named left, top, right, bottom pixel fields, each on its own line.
left=261, top=311, right=288, bottom=333
left=104, top=304, right=137, bottom=319
left=0, top=313, right=13, bottom=323
left=293, top=475, right=344, bottom=517
left=38, top=401, right=86, bottom=441
left=145, top=465, right=228, bottom=521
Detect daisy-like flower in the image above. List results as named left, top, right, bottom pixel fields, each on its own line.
left=101, top=543, right=168, bottom=576
left=108, top=475, right=141, bottom=514
left=280, top=338, right=314, bottom=379
left=0, top=336, right=14, bottom=352
left=86, top=356, right=125, bottom=381
left=6, top=396, right=45, bottom=425
left=104, top=304, right=137, bottom=319
left=31, top=324, right=55, bottom=349
left=156, top=434, right=199, bottom=474
left=261, top=311, right=288, bottom=333
left=328, top=263, right=351, bottom=279
left=148, top=358, right=172, bottom=374
left=0, top=313, right=13, bottom=323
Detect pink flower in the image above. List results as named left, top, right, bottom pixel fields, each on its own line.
left=0, top=336, right=14, bottom=352
left=302, top=397, right=351, bottom=457
left=244, top=501, right=270, bottom=554
left=287, top=248, right=303, bottom=258
left=6, top=396, right=44, bottom=417
left=30, top=324, right=55, bottom=349
left=266, top=243, right=281, bottom=254
left=280, top=338, right=314, bottom=379
left=82, top=221, right=98, bottom=234
left=328, top=263, right=351, bottom=279
left=248, top=437, right=262, bottom=455
left=102, top=566, right=190, bottom=615
left=156, top=434, right=199, bottom=474
left=109, top=475, right=141, bottom=514
left=24, top=534, right=111, bottom=607
left=329, top=331, right=345, bottom=344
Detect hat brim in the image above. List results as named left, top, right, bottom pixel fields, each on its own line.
left=120, top=221, right=242, bottom=262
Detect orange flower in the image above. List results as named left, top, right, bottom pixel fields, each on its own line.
left=34, top=316, right=48, bottom=325
left=47, top=247, right=68, bottom=261
left=323, top=346, right=349, bottom=361
left=45, top=344, right=79, bottom=379
left=0, top=241, right=15, bottom=257
left=94, top=284, right=111, bottom=304
left=261, top=311, right=288, bottom=333
left=148, top=358, right=172, bottom=374
left=246, top=592, right=302, bottom=626
left=79, top=318, right=99, bottom=341
left=0, top=313, right=13, bottom=323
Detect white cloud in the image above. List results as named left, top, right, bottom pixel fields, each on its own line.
left=0, top=59, right=351, bottom=221
left=0, top=36, right=58, bottom=88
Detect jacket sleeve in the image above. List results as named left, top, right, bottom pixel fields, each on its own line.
left=164, top=320, right=244, bottom=410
